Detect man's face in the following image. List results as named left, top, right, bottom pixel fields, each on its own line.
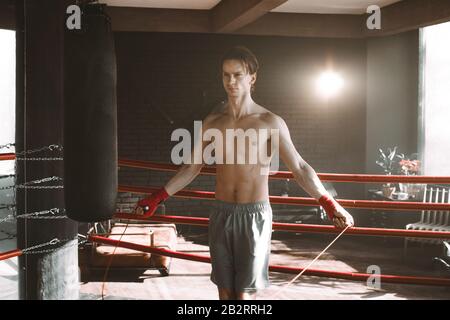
left=222, top=59, right=256, bottom=98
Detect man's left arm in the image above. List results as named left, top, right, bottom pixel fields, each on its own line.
left=275, top=115, right=354, bottom=228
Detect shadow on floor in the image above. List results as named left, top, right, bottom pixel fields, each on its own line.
left=80, top=268, right=165, bottom=283
left=178, top=228, right=450, bottom=299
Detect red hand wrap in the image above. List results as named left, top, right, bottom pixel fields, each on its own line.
left=137, top=187, right=169, bottom=217
left=318, top=194, right=338, bottom=220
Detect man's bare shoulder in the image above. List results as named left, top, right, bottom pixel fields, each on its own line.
left=204, top=102, right=287, bottom=129
left=258, top=108, right=286, bottom=129
left=203, top=101, right=227, bottom=127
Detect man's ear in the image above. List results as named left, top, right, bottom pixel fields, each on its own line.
left=251, top=73, right=257, bottom=85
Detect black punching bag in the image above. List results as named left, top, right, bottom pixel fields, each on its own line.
left=64, top=4, right=117, bottom=222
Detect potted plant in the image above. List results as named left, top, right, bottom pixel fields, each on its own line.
left=396, top=152, right=423, bottom=198
left=376, top=147, right=398, bottom=198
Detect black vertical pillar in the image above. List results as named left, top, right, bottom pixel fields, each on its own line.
left=16, top=0, right=78, bottom=300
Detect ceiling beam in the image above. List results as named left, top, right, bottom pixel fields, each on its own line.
left=210, top=0, right=288, bottom=33
left=106, top=7, right=210, bottom=33
left=365, top=0, right=450, bottom=37
left=235, top=12, right=364, bottom=38
left=104, top=0, right=450, bottom=38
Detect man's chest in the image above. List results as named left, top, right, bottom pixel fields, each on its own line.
left=205, top=119, right=274, bottom=163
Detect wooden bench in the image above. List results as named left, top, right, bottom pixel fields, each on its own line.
left=82, top=222, right=177, bottom=277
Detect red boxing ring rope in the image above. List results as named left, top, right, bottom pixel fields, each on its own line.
left=113, top=213, right=450, bottom=240
left=2, top=154, right=449, bottom=284
left=0, top=153, right=15, bottom=161
left=117, top=158, right=450, bottom=184
left=118, top=184, right=450, bottom=212
left=88, top=235, right=450, bottom=287
left=2, top=154, right=449, bottom=184
left=0, top=249, right=22, bottom=262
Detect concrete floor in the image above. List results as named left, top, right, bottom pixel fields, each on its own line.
left=0, top=234, right=18, bottom=300
left=2, top=227, right=450, bottom=300
left=79, top=231, right=450, bottom=300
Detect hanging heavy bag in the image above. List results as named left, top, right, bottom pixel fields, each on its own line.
left=64, top=4, right=117, bottom=222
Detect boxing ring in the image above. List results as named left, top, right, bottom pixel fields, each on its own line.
left=2, top=152, right=450, bottom=291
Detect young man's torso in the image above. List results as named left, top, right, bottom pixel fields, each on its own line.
left=204, top=103, right=280, bottom=203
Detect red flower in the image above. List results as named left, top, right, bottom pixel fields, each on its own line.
left=399, top=159, right=420, bottom=174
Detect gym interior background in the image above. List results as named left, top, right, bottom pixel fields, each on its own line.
left=0, top=0, right=450, bottom=300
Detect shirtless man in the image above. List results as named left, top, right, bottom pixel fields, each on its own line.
left=135, top=46, right=354, bottom=300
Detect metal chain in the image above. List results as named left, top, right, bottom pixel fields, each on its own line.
left=0, top=143, right=63, bottom=154
left=13, top=157, right=17, bottom=217
left=24, top=213, right=67, bottom=219
left=15, top=157, right=63, bottom=161
left=0, top=208, right=67, bottom=224
left=16, top=186, right=64, bottom=190
left=16, top=208, right=67, bottom=219
left=21, top=238, right=60, bottom=254
left=0, top=144, right=63, bottom=159
left=0, top=143, right=64, bottom=217
left=14, top=144, right=63, bottom=156
left=23, top=237, right=87, bottom=255
left=0, top=176, right=64, bottom=191
left=0, top=185, right=63, bottom=191
left=0, top=144, right=69, bottom=250
left=23, top=176, right=62, bottom=185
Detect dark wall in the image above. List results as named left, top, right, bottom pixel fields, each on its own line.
left=114, top=32, right=367, bottom=219
left=0, top=0, right=15, bottom=30
left=365, top=31, right=420, bottom=228
left=366, top=30, right=419, bottom=175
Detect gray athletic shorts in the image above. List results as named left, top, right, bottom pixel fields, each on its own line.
left=209, top=199, right=272, bottom=293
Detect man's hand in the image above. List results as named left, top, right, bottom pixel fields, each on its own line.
left=318, top=194, right=354, bottom=229
left=133, top=187, right=169, bottom=217
left=332, top=205, right=354, bottom=229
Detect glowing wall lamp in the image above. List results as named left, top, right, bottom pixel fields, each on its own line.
left=316, top=71, right=344, bottom=98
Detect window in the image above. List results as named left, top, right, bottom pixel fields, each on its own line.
left=420, top=22, right=450, bottom=175
left=0, top=29, right=15, bottom=176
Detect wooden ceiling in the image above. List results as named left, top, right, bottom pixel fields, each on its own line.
left=1, top=0, right=450, bottom=38
left=103, top=0, right=450, bottom=38
left=101, top=0, right=400, bottom=14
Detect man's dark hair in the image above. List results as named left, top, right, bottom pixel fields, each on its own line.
left=221, top=46, right=259, bottom=75
left=221, top=46, right=259, bottom=92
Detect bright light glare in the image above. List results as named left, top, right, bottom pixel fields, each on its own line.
left=317, top=71, right=344, bottom=98
left=0, top=29, right=15, bottom=175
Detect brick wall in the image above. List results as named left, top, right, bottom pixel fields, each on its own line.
left=114, top=32, right=367, bottom=222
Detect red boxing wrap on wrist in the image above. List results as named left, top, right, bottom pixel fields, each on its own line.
left=138, top=187, right=170, bottom=217
left=318, top=194, right=337, bottom=220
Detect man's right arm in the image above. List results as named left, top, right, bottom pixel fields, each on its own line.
left=135, top=116, right=213, bottom=216
left=165, top=114, right=216, bottom=195
left=276, top=115, right=328, bottom=200
left=275, top=114, right=353, bottom=228
left=164, top=162, right=204, bottom=196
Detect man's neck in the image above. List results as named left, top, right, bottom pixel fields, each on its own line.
left=227, top=94, right=255, bottom=120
